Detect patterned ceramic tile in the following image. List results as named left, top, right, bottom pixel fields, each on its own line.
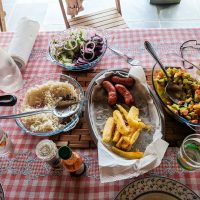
left=158, top=0, right=200, bottom=20
left=160, top=20, right=200, bottom=28
left=121, top=0, right=159, bottom=21
left=126, top=21, right=161, bottom=28
left=40, top=24, right=66, bottom=31
left=6, top=3, right=48, bottom=31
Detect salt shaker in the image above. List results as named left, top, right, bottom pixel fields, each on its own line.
left=35, top=139, right=62, bottom=169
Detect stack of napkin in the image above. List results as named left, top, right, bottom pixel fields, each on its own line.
left=8, top=17, right=40, bottom=69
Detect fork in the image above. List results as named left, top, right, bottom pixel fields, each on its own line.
left=108, top=46, right=140, bottom=66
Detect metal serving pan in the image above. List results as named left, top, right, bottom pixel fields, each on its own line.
left=85, top=68, right=165, bottom=151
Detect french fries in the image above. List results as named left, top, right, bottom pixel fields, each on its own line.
left=111, top=146, right=144, bottom=159
left=101, top=104, right=149, bottom=159
left=127, top=106, right=141, bottom=128
left=113, top=110, right=129, bottom=135
left=102, top=117, right=115, bottom=143
left=130, top=129, right=141, bottom=145
left=121, top=140, right=130, bottom=149
left=116, top=104, right=128, bottom=121
left=116, top=137, right=124, bottom=148
left=112, top=129, right=121, bottom=142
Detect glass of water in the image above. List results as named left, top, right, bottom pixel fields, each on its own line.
left=0, top=47, right=23, bottom=93
left=177, top=134, right=200, bottom=171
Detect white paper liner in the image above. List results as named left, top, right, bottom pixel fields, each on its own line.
left=96, top=66, right=169, bottom=183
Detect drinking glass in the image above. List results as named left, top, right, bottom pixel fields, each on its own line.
left=0, top=47, right=23, bottom=93
left=177, top=134, right=200, bottom=171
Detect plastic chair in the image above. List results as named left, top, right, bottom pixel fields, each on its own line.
left=59, top=0, right=128, bottom=29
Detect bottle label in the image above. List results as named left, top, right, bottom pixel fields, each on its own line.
left=0, top=133, right=7, bottom=148
left=74, top=163, right=85, bottom=175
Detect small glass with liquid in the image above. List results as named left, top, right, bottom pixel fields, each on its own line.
left=0, top=127, right=13, bottom=156
left=177, top=134, right=200, bottom=171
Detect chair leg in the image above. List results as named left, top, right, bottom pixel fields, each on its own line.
left=59, top=0, right=70, bottom=29
left=115, top=0, right=122, bottom=15
left=0, top=20, right=2, bottom=32
left=0, top=0, right=6, bottom=32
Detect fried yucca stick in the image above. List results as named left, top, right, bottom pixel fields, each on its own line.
left=112, top=129, right=121, bottom=143
left=111, top=146, right=144, bottom=159
left=113, top=110, right=129, bottom=135
left=116, top=104, right=128, bottom=121
left=102, top=117, right=115, bottom=143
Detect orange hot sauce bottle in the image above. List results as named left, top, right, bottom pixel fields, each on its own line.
left=58, top=146, right=86, bottom=176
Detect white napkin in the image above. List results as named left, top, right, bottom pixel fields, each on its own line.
left=98, top=66, right=169, bottom=183
left=8, top=17, right=40, bottom=69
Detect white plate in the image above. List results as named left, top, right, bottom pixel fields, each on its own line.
left=114, top=176, right=200, bottom=200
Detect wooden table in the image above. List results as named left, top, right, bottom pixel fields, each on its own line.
left=0, top=29, right=200, bottom=199
left=50, top=69, right=194, bottom=148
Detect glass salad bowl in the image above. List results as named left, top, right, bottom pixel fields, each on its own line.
left=48, top=27, right=107, bottom=71
left=152, top=53, right=200, bottom=131
left=14, top=73, right=84, bottom=136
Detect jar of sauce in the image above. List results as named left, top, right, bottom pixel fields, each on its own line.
left=58, top=146, right=86, bottom=176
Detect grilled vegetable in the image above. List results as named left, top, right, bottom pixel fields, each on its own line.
left=155, top=67, right=200, bottom=123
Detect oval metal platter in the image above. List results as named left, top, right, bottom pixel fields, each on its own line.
left=85, top=68, right=165, bottom=153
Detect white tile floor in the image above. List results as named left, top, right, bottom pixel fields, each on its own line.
left=2, top=0, right=200, bottom=31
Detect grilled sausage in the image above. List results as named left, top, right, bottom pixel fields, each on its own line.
left=115, top=84, right=134, bottom=105
left=111, top=76, right=135, bottom=87
left=102, top=81, right=117, bottom=106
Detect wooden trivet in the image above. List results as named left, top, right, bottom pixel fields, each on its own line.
left=50, top=68, right=194, bottom=148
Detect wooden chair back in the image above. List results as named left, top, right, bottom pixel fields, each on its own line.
left=59, top=0, right=128, bottom=28
left=0, top=0, right=6, bottom=32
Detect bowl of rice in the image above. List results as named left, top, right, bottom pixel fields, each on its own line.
left=15, top=73, right=84, bottom=136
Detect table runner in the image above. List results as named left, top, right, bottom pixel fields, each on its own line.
left=0, top=28, right=200, bottom=199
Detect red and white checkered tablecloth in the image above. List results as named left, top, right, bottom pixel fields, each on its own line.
left=0, top=28, right=200, bottom=200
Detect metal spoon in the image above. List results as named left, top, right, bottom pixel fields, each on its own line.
left=144, top=41, right=185, bottom=104
left=108, top=46, right=140, bottom=66
left=0, top=100, right=80, bottom=119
